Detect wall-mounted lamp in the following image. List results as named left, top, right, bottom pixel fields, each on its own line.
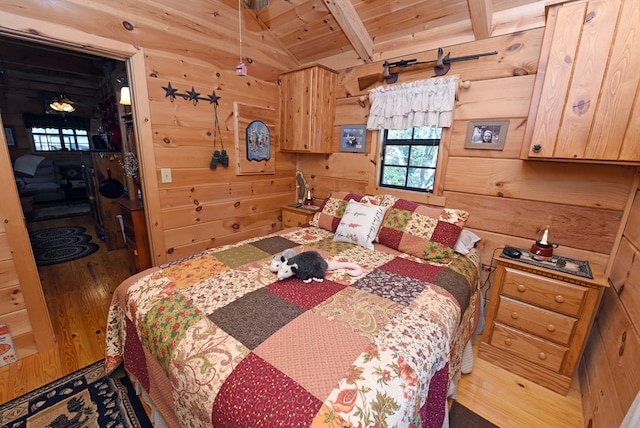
left=119, top=86, right=131, bottom=105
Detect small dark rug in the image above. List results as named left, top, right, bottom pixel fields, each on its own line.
left=26, top=200, right=90, bottom=223
left=450, top=400, right=499, bottom=428
left=29, top=226, right=99, bottom=266
left=0, top=360, right=151, bottom=427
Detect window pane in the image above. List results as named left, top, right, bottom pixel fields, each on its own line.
left=407, top=167, right=435, bottom=190
left=62, top=129, right=74, bottom=135
left=381, top=166, right=407, bottom=187
left=409, top=145, right=438, bottom=167
left=414, top=127, right=442, bottom=139
left=384, top=145, right=409, bottom=165
left=387, top=129, right=413, bottom=140
left=77, top=136, right=90, bottom=150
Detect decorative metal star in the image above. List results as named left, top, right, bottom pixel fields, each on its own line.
left=185, top=86, right=201, bottom=105
left=162, top=82, right=178, bottom=102
left=207, top=91, right=221, bottom=106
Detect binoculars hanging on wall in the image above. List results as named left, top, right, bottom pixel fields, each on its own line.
left=210, top=149, right=229, bottom=169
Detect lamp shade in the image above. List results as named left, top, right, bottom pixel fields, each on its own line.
left=49, top=95, right=75, bottom=113
left=119, top=86, right=131, bottom=105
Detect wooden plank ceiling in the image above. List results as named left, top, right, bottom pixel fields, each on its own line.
left=252, top=0, right=545, bottom=69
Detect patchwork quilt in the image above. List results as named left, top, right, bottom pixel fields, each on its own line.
left=105, top=226, right=479, bottom=428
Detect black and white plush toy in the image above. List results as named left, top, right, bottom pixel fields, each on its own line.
left=276, top=250, right=363, bottom=283
left=270, top=248, right=298, bottom=272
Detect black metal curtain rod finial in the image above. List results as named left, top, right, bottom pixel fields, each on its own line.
left=162, top=82, right=221, bottom=106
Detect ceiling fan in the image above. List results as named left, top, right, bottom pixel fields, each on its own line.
left=243, top=0, right=268, bottom=10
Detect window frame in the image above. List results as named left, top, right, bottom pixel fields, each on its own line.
left=378, top=127, right=442, bottom=194
left=30, top=126, right=90, bottom=152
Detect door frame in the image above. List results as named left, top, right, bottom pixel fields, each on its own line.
left=0, top=10, right=160, bottom=352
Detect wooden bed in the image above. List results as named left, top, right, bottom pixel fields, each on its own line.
left=105, top=192, right=480, bottom=427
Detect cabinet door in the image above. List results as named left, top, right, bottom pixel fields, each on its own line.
left=523, top=0, right=640, bottom=162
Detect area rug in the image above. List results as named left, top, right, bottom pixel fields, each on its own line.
left=0, top=360, right=151, bottom=427
left=26, top=200, right=90, bottom=223
left=449, top=400, right=499, bottom=428
left=29, top=226, right=99, bottom=266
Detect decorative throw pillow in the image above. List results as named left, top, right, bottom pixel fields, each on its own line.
left=13, top=154, right=45, bottom=177
left=377, top=198, right=469, bottom=263
left=310, top=192, right=365, bottom=232
left=334, top=200, right=388, bottom=250
left=310, top=192, right=399, bottom=232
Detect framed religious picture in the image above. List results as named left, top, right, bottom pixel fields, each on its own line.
left=464, top=120, right=509, bottom=150
left=340, top=125, right=367, bottom=153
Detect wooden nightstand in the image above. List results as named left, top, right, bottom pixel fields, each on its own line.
left=479, top=248, right=608, bottom=395
left=281, top=205, right=318, bottom=228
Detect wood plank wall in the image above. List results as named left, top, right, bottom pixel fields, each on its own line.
left=300, top=28, right=637, bottom=269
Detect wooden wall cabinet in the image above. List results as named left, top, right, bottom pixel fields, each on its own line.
left=279, top=65, right=337, bottom=153
left=119, top=199, right=151, bottom=273
left=479, top=249, right=607, bottom=395
left=522, top=0, right=640, bottom=163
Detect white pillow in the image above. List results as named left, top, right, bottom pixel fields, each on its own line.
left=454, top=229, right=481, bottom=254
left=334, top=200, right=388, bottom=250
left=14, top=154, right=45, bottom=177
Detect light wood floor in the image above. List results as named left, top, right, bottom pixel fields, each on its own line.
left=0, top=215, right=584, bottom=427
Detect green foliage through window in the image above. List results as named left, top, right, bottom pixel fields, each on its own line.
left=380, top=127, right=441, bottom=192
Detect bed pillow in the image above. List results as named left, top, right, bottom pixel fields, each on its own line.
left=377, top=198, right=469, bottom=263
left=334, top=200, right=388, bottom=250
left=13, top=154, right=45, bottom=177
left=455, top=229, right=481, bottom=255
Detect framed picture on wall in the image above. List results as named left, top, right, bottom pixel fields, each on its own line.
left=464, top=120, right=509, bottom=150
left=340, top=125, right=367, bottom=153
left=4, top=127, right=15, bottom=146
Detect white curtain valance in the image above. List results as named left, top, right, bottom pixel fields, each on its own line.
left=366, top=76, right=458, bottom=130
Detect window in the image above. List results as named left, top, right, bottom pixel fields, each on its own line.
left=379, top=126, right=441, bottom=192
left=23, top=113, right=91, bottom=152
left=31, top=127, right=90, bottom=151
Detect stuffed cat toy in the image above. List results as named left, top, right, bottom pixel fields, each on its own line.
left=276, top=250, right=363, bottom=283
left=270, top=248, right=299, bottom=272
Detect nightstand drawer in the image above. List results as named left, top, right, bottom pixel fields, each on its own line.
left=281, top=206, right=317, bottom=228
left=491, top=323, right=567, bottom=372
left=502, top=267, right=586, bottom=316
left=495, top=296, right=576, bottom=345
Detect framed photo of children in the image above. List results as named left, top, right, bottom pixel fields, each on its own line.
left=340, top=125, right=367, bottom=153
left=464, top=120, right=509, bottom=150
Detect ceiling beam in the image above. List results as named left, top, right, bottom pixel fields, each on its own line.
left=322, top=0, right=373, bottom=63
left=467, top=0, right=492, bottom=40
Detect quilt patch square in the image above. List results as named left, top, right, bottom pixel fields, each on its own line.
left=212, top=353, right=322, bottom=427
left=351, top=269, right=428, bottom=306
left=380, top=257, right=444, bottom=283
left=212, top=244, right=270, bottom=269
left=266, top=279, right=346, bottom=310
left=250, top=236, right=299, bottom=255
left=254, top=311, right=370, bottom=401
left=208, top=288, right=304, bottom=349
left=307, top=237, right=356, bottom=254
left=160, top=253, right=229, bottom=289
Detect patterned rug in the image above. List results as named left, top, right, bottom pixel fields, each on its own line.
left=29, top=226, right=99, bottom=266
left=450, top=400, right=499, bottom=428
left=0, top=360, right=151, bottom=427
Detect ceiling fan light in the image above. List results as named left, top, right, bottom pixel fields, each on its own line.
left=119, top=86, right=131, bottom=105
left=49, top=98, right=75, bottom=113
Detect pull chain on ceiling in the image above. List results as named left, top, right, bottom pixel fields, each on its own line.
left=235, top=0, right=247, bottom=76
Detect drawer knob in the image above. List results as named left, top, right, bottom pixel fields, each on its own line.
left=555, top=295, right=565, bottom=303
left=538, top=352, right=547, bottom=360
left=546, top=324, right=556, bottom=332
left=504, top=338, right=512, bottom=346
left=517, top=284, right=526, bottom=292
left=510, top=312, right=519, bottom=320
